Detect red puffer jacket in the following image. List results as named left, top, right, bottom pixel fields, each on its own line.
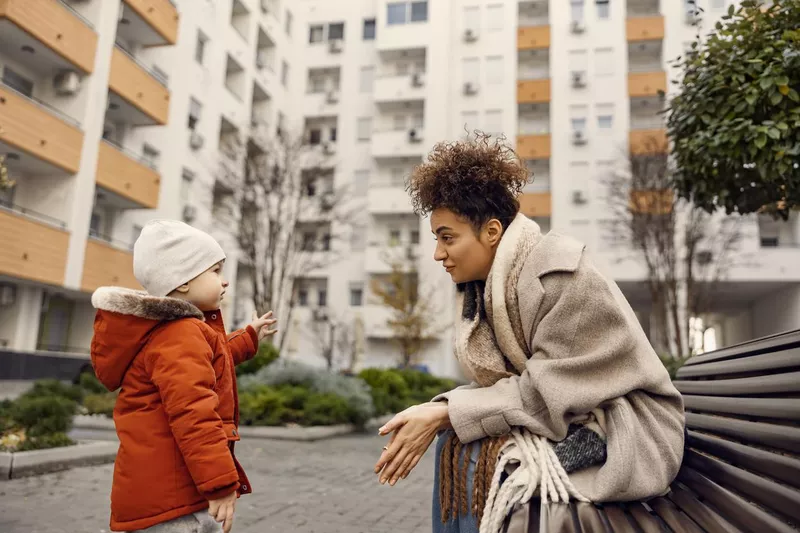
left=90, top=287, right=258, bottom=532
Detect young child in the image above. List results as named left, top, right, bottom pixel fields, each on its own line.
left=90, top=220, right=277, bottom=533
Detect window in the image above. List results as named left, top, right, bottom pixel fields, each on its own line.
left=328, top=22, right=345, bottom=41
left=1, top=67, right=33, bottom=97
left=393, top=115, right=407, bottom=131
left=462, top=57, right=480, bottom=86
left=309, top=75, right=326, bottom=93
left=350, top=287, right=363, bottom=307
left=302, top=232, right=315, bottom=251
left=298, top=289, right=308, bottom=306
left=359, top=66, right=375, bottom=92
left=463, top=6, right=479, bottom=32
left=353, top=170, right=369, bottom=196
left=281, top=60, right=289, bottom=87
left=285, top=10, right=292, bottom=35
left=598, top=115, right=613, bottom=129
left=461, top=111, right=478, bottom=133
left=568, top=50, right=588, bottom=72
left=309, top=24, right=324, bottom=43
left=487, top=4, right=504, bottom=31
left=390, top=167, right=405, bottom=186
left=329, top=127, right=337, bottom=142
left=484, top=110, right=503, bottom=136
left=396, top=61, right=410, bottom=76
left=321, top=233, right=331, bottom=251
left=305, top=177, right=317, bottom=196
left=410, top=230, right=420, bottom=244
left=188, top=97, right=202, bottom=129
left=596, top=0, right=610, bottom=19
left=571, top=117, right=587, bottom=131
left=142, top=144, right=160, bottom=168
left=570, top=0, right=584, bottom=22
left=195, top=31, right=208, bottom=64
left=410, top=1, right=428, bottom=22
left=594, top=48, right=614, bottom=76
left=387, top=2, right=407, bottom=25
left=357, top=118, right=372, bottom=141
left=363, top=18, right=376, bottom=40
left=486, top=56, right=503, bottom=84
left=180, top=168, right=194, bottom=207
left=389, top=229, right=401, bottom=246
left=318, top=289, right=327, bottom=307
left=309, top=128, right=322, bottom=145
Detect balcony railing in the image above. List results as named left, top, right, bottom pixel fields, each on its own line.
left=114, top=42, right=168, bottom=88
left=0, top=80, right=80, bottom=128
left=101, top=138, right=158, bottom=170
left=0, top=201, right=66, bottom=229
left=629, top=63, right=663, bottom=74
left=88, top=232, right=134, bottom=252
left=56, top=0, right=94, bottom=28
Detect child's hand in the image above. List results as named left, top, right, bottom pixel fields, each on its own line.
left=250, top=310, right=278, bottom=340
left=208, top=490, right=237, bottom=533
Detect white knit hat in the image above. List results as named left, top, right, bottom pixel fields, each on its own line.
left=133, top=220, right=226, bottom=297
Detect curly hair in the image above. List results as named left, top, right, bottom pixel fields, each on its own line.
left=407, top=133, right=530, bottom=231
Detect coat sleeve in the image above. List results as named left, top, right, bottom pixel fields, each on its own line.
left=146, top=321, right=240, bottom=500
left=441, top=257, right=685, bottom=499
left=227, top=326, right=259, bottom=366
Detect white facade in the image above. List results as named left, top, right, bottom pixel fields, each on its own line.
left=1, top=0, right=798, bottom=378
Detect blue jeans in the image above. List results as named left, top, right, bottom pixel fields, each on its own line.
left=431, top=432, right=482, bottom=533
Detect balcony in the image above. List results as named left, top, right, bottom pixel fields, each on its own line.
left=516, top=134, right=551, bottom=160
left=626, top=16, right=665, bottom=42
left=0, top=84, right=83, bottom=175
left=108, top=45, right=170, bottom=126
left=372, top=129, right=427, bottom=159
left=629, top=190, right=673, bottom=215
left=118, top=0, right=179, bottom=46
left=630, top=128, right=668, bottom=155
left=304, top=90, right=341, bottom=117
left=362, top=304, right=395, bottom=339
left=0, top=0, right=97, bottom=74
left=368, top=186, right=414, bottom=215
left=0, top=206, right=68, bottom=286
left=365, top=243, right=418, bottom=274
left=517, top=26, right=550, bottom=50
left=95, top=140, right=160, bottom=209
left=81, top=238, right=140, bottom=292
left=628, top=71, right=666, bottom=98
left=519, top=192, right=551, bottom=217
left=374, top=75, right=426, bottom=104
left=517, top=79, right=551, bottom=104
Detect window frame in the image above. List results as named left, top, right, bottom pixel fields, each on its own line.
left=363, top=18, right=376, bottom=40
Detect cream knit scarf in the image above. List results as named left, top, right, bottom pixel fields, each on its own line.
left=454, top=214, right=589, bottom=533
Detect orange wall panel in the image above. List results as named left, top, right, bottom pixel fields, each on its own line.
left=517, top=79, right=551, bottom=104
left=517, top=26, right=550, bottom=50
left=0, top=211, right=68, bottom=286
left=626, top=16, right=665, bottom=42
left=81, top=240, right=141, bottom=292
left=109, top=47, right=170, bottom=125
left=519, top=193, right=552, bottom=218
left=122, top=0, right=179, bottom=45
left=96, top=141, right=160, bottom=209
left=517, top=134, right=551, bottom=160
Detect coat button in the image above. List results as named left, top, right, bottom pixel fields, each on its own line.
left=211, top=314, right=217, bottom=320
left=241, top=485, right=248, bottom=491
left=232, top=429, right=237, bottom=436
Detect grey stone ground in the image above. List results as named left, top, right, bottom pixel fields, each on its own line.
left=0, top=434, right=435, bottom=533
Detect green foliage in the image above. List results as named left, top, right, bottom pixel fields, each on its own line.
left=0, top=399, right=15, bottom=434
left=667, top=0, right=800, bottom=217
left=358, top=367, right=457, bottom=416
left=236, top=342, right=280, bottom=376
left=82, top=393, right=117, bottom=417
left=302, top=393, right=353, bottom=426
left=659, top=354, right=690, bottom=380
left=25, top=379, right=84, bottom=403
left=10, top=395, right=77, bottom=437
left=16, top=432, right=74, bottom=452
left=239, top=383, right=369, bottom=427
left=78, top=371, right=108, bottom=394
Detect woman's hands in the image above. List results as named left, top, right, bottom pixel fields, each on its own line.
left=374, top=402, right=452, bottom=486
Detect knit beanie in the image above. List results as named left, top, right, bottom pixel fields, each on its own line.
left=133, top=220, right=226, bottom=297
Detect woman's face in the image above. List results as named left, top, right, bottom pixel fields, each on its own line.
left=430, top=208, right=503, bottom=284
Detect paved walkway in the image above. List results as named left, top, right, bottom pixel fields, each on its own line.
left=0, top=434, right=435, bottom=533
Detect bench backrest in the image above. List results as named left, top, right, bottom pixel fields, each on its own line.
left=673, top=329, right=800, bottom=533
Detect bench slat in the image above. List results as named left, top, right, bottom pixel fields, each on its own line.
left=667, top=485, right=743, bottom=533
left=685, top=412, right=800, bottom=454
left=674, top=371, right=800, bottom=396
left=677, top=467, right=797, bottom=533
left=648, top=497, right=705, bottom=533
left=627, top=503, right=670, bottom=533
left=602, top=505, right=637, bottom=532
left=574, top=502, right=612, bottom=533
left=683, top=330, right=800, bottom=367
left=683, top=395, right=800, bottom=421
left=687, top=430, right=800, bottom=489
left=676, top=350, right=800, bottom=379
left=685, top=449, right=800, bottom=525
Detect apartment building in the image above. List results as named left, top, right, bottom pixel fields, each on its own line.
left=1, top=0, right=798, bottom=379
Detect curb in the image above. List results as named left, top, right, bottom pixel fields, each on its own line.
left=72, top=414, right=395, bottom=442
left=0, top=440, right=118, bottom=480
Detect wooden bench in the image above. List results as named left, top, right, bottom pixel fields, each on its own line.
left=505, top=328, right=800, bottom=533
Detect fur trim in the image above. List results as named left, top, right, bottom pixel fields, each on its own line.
left=91, top=287, right=204, bottom=321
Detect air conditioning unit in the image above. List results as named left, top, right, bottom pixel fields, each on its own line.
left=312, top=307, right=329, bottom=322
left=411, top=72, right=425, bottom=87
left=320, top=192, right=335, bottom=210
left=53, top=70, right=81, bottom=96
left=463, top=28, right=478, bottom=42
left=685, top=10, right=697, bottom=24
left=572, top=129, right=588, bottom=146
left=572, top=190, right=588, bottom=205
left=326, top=90, right=340, bottom=104
left=323, top=142, right=336, bottom=155
left=328, top=39, right=343, bottom=53
left=190, top=132, right=205, bottom=150
left=571, top=71, right=587, bottom=88
left=570, top=20, right=586, bottom=34
left=463, top=82, right=478, bottom=95
left=408, top=128, right=422, bottom=143
left=183, top=205, right=197, bottom=222
left=696, top=250, right=713, bottom=265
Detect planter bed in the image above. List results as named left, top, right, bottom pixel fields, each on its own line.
left=0, top=440, right=118, bottom=480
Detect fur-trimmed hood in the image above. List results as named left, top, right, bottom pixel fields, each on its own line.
left=90, top=287, right=205, bottom=391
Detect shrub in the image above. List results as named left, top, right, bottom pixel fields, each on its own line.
left=302, top=393, right=353, bottom=426
left=78, top=371, right=108, bottom=394
left=358, top=368, right=457, bottom=416
left=10, top=394, right=77, bottom=437
left=239, top=385, right=297, bottom=426
left=0, top=399, right=14, bottom=434
left=24, top=379, right=84, bottom=403
left=16, top=432, right=74, bottom=452
left=236, top=342, right=280, bottom=377
left=83, top=393, right=117, bottom=417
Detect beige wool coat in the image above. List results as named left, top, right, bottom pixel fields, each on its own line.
left=434, top=215, right=685, bottom=503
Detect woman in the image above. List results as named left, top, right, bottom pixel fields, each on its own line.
left=373, top=135, right=685, bottom=533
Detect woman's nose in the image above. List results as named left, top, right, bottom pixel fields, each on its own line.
left=433, top=245, right=447, bottom=262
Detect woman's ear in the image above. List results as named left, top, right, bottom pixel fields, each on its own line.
left=485, top=219, right=503, bottom=247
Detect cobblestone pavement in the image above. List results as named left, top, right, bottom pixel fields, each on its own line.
left=0, top=434, right=435, bottom=533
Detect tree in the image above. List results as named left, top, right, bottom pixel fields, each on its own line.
left=604, top=135, right=745, bottom=358
left=667, top=0, right=800, bottom=218
left=306, top=311, right=362, bottom=372
left=370, top=253, right=444, bottom=368
left=0, top=154, right=15, bottom=193
left=220, top=130, right=360, bottom=352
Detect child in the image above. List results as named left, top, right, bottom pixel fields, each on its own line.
left=90, top=220, right=277, bottom=533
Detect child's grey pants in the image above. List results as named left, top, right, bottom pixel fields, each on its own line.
left=129, top=511, right=223, bottom=532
